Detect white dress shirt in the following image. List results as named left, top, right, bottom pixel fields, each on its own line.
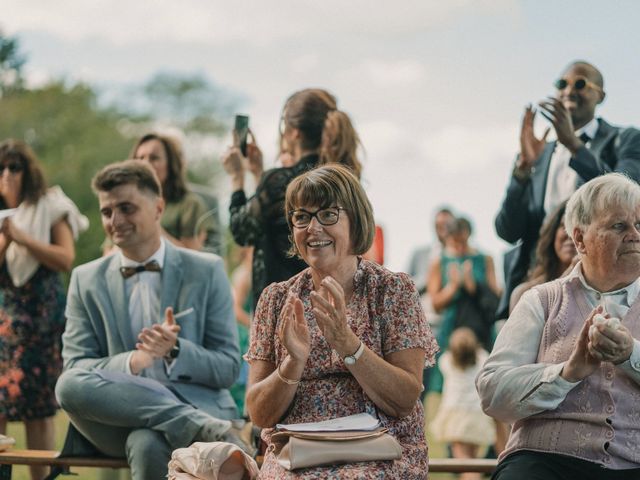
left=477, top=262, right=640, bottom=423
left=120, top=240, right=176, bottom=375
left=543, top=118, right=600, bottom=216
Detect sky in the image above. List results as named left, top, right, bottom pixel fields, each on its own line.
left=3, top=0, right=640, bottom=279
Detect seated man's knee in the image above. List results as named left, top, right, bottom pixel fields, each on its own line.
left=126, top=429, right=170, bottom=465
left=55, top=368, right=93, bottom=413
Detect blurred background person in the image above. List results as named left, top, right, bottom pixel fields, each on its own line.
left=246, top=164, right=438, bottom=478
left=0, top=139, right=88, bottom=480
left=430, top=327, right=495, bottom=480
left=222, top=88, right=363, bottom=310
left=426, top=216, right=499, bottom=394
left=407, top=207, right=455, bottom=400
left=131, top=133, right=218, bottom=252
left=509, top=200, right=576, bottom=312
left=228, top=245, right=253, bottom=416
left=407, top=207, right=455, bottom=296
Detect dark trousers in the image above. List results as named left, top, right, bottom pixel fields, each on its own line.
left=493, top=451, right=640, bottom=480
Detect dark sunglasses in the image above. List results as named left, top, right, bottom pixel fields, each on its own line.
left=554, top=76, right=602, bottom=93
left=0, top=162, right=23, bottom=174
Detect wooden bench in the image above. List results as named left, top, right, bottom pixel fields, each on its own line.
left=429, top=458, right=497, bottom=473
left=0, top=449, right=128, bottom=480
left=0, top=449, right=496, bottom=478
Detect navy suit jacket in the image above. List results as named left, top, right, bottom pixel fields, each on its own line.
left=495, top=118, right=640, bottom=318
left=61, top=241, right=240, bottom=419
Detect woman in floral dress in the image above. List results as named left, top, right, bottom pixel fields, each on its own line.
left=0, top=140, right=88, bottom=480
left=246, top=164, right=438, bottom=479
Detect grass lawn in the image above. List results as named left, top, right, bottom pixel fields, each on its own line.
left=6, top=412, right=129, bottom=480
left=4, top=393, right=485, bottom=479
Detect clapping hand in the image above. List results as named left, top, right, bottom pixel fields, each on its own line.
left=447, top=262, right=462, bottom=289
left=537, top=97, right=583, bottom=153
left=587, top=313, right=634, bottom=365
left=1, top=218, right=27, bottom=245
left=561, top=307, right=602, bottom=382
left=136, top=307, right=181, bottom=360
left=519, top=104, right=550, bottom=170
left=310, top=277, right=357, bottom=356
left=278, top=296, right=311, bottom=363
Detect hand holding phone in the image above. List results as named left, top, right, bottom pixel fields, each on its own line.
left=234, top=114, right=250, bottom=156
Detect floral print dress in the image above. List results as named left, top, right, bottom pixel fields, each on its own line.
left=0, top=264, right=66, bottom=420
left=246, top=260, right=439, bottom=479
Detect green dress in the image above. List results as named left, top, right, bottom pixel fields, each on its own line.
left=428, top=251, right=488, bottom=393
left=162, top=192, right=213, bottom=241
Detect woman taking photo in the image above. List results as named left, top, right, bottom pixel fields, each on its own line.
left=222, top=88, right=362, bottom=310
left=0, top=140, right=88, bottom=480
left=245, top=164, right=438, bottom=478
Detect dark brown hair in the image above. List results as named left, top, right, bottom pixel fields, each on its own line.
left=92, top=160, right=161, bottom=198
left=130, top=133, right=187, bottom=203
left=282, top=89, right=362, bottom=178
left=527, top=200, right=569, bottom=283
left=449, top=327, right=479, bottom=370
left=285, top=164, right=374, bottom=257
left=0, top=139, right=47, bottom=205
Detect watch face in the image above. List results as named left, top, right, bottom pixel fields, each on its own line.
left=344, top=356, right=355, bottom=365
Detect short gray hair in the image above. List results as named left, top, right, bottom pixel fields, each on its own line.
left=565, top=173, right=640, bottom=240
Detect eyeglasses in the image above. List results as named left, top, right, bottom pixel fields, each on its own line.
left=0, top=163, right=23, bottom=174
left=554, top=76, right=603, bottom=93
left=289, top=207, right=346, bottom=228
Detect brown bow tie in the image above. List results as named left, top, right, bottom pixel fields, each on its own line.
left=120, top=260, right=162, bottom=279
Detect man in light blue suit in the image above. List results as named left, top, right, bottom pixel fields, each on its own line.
left=56, top=160, right=243, bottom=479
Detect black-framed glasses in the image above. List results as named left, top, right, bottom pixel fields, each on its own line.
left=289, top=207, right=346, bottom=228
left=0, top=162, right=23, bottom=174
left=554, top=76, right=602, bottom=93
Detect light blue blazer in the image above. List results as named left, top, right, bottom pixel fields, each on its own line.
left=61, top=241, right=240, bottom=419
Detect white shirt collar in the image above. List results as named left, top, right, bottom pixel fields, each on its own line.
left=563, top=261, right=640, bottom=305
left=575, top=117, right=599, bottom=141
left=119, top=238, right=166, bottom=269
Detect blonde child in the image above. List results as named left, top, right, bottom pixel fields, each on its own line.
left=430, top=327, right=496, bottom=480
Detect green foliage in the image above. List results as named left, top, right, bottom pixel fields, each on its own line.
left=0, top=82, right=133, bottom=266
left=0, top=35, right=237, bottom=271
left=0, top=30, right=26, bottom=95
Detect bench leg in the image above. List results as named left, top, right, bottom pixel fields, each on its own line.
left=0, top=465, right=11, bottom=480
left=43, top=466, right=73, bottom=480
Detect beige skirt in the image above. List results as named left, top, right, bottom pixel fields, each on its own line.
left=430, top=407, right=496, bottom=446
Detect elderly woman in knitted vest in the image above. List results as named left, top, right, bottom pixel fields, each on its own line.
left=477, top=172, right=640, bottom=480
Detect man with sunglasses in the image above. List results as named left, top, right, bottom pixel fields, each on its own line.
left=495, top=60, right=640, bottom=319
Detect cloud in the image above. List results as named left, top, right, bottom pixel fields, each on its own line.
left=422, top=123, right=518, bottom=174
left=3, top=0, right=518, bottom=46
left=361, top=59, right=426, bottom=88
left=290, top=54, right=320, bottom=74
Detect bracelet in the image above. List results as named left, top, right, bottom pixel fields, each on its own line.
left=276, top=363, right=300, bottom=385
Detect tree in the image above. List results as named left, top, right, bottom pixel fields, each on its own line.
left=0, top=82, right=134, bottom=266
left=0, top=30, right=26, bottom=96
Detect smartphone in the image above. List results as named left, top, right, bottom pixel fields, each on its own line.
left=234, top=114, right=250, bottom=156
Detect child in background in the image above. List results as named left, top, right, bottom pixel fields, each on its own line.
left=430, top=327, right=496, bottom=480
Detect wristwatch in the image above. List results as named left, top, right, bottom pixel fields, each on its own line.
left=344, top=341, right=365, bottom=366
left=165, top=338, right=181, bottom=361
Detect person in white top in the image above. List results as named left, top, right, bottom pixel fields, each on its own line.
left=0, top=139, right=88, bottom=480
left=430, top=327, right=495, bottom=480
